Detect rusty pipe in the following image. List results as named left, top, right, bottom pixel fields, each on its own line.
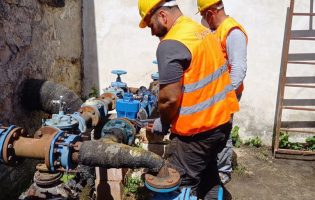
left=77, top=138, right=164, bottom=172
left=80, top=112, right=93, bottom=127
left=1, top=126, right=59, bottom=166
left=13, top=134, right=52, bottom=159
left=3, top=124, right=164, bottom=173
left=79, top=94, right=116, bottom=127
left=99, top=93, right=117, bottom=111
left=100, top=96, right=114, bottom=110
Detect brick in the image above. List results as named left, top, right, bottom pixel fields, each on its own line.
left=106, top=168, right=128, bottom=181
left=95, top=179, right=123, bottom=200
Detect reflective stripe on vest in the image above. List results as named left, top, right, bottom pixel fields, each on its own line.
left=180, top=84, right=234, bottom=115
left=215, top=17, right=248, bottom=95
left=184, top=63, right=228, bottom=93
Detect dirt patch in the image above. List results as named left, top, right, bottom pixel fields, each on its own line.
left=225, top=146, right=315, bottom=200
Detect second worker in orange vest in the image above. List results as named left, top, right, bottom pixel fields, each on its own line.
left=138, top=0, right=239, bottom=198
left=197, top=0, right=248, bottom=185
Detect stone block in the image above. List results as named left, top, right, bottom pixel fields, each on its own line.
left=106, top=168, right=128, bottom=181
left=95, top=179, right=124, bottom=200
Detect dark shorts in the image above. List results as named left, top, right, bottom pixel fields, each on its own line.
left=165, top=122, right=232, bottom=199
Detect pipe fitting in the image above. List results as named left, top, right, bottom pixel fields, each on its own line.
left=78, top=139, right=164, bottom=172
left=20, top=79, right=83, bottom=114
left=0, top=125, right=81, bottom=172
left=101, top=118, right=136, bottom=145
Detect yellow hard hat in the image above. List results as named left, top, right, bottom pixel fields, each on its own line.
left=197, top=0, right=221, bottom=12
left=138, top=0, right=164, bottom=28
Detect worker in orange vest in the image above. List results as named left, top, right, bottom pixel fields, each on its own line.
left=138, top=0, right=239, bottom=198
left=197, top=0, right=248, bottom=185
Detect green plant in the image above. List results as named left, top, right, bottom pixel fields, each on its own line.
left=279, top=131, right=290, bottom=148
left=233, top=164, right=246, bottom=176
left=306, top=136, right=315, bottom=151
left=124, top=174, right=143, bottom=194
left=88, top=86, right=99, bottom=98
left=60, top=173, right=76, bottom=183
left=231, top=126, right=242, bottom=148
left=279, top=132, right=303, bottom=150
left=244, top=136, right=262, bottom=148
left=289, top=142, right=303, bottom=150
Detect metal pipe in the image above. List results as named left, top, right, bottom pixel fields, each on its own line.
left=80, top=112, right=93, bottom=127
left=101, top=97, right=114, bottom=110
left=20, top=79, right=83, bottom=114
left=13, top=134, right=52, bottom=159
left=78, top=138, right=164, bottom=172
left=3, top=126, right=164, bottom=172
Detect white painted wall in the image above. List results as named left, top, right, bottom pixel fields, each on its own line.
left=84, top=0, right=315, bottom=145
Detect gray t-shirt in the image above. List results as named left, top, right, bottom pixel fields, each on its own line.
left=156, top=40, right=191, bottom=85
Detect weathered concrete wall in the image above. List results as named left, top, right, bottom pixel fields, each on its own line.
left=0, top=0, right=82, bottom=126
left=82, top=0, right=99, bottom=98
left=84, top=0, right=315, bottom=145
left=0, top=0, right=82, bottom=198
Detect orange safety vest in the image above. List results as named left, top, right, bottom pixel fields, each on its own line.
left=162, top=16, right=239, bottom=136
left=215, top=17, right=248, bottom=95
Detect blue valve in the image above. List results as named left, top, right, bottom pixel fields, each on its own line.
left=151, top=72, right=159, bottom=81
left=111, top=70, right=127, bottom=76
left=111, top=70, right=127, bottom=89
left=151, top=61, right=159, bottom=81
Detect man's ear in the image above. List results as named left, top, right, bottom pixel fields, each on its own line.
left=158, top=9, right=168, bottom=25
left=207, top=9, right=216, bottom=18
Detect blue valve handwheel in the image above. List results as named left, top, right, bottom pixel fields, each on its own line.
left=111, top=70, right=127, bottom=75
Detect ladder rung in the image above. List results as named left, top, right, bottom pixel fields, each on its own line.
left=276, top=148, right=315, bottom=155
left=292, top=13, right=315, bottom=16
left=290, top=37, right=315, bottom=40
left=281, top=121, right=315, bottom=128
left=288, top=61, right=315, bottom=65
left=283, top=99, right=315, bottom=106
left=275, top=151, right=315, bottom=161
left=282, top=106, right=315, bottom=111
left=280, top=128, right=315, bottom=134
left=290, top=30, right=315, bottom=40
left=285, top=84, right=315, bottom=88
left=288, top=53, right=315, bottom=61
left=286, top=76, right=315, bottom=84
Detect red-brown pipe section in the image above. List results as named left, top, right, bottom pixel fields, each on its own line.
left=13, top=134, right=52, bottom=159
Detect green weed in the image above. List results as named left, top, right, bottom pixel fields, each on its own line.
left=231, top=126, right=242, bottom=148
left=244, top=136, right=262, bottom=148
left=88, top=86, right=99, bottom=98
left=60, top=173, right=76, bottom=183
left=233, top=164, right=246, bottom=176
left=124, top=174, right=143, bottom=194
left=306, top=136, right=315, bottom=151
left=279, top=132, right=303, bottom=150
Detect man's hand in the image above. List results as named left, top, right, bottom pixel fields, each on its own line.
left=146, top=118, right=170, bottom=135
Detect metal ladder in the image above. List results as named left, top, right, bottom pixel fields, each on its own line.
left=273, top=0, right=315, bottom=160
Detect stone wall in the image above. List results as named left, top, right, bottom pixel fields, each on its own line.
left=0, top=0, right=82, bottom=198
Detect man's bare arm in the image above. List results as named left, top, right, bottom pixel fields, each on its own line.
left=158, top=78, right=183, bottom=125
